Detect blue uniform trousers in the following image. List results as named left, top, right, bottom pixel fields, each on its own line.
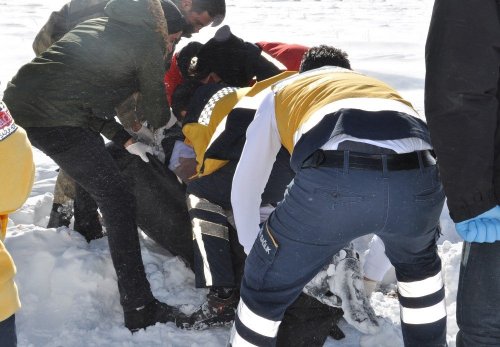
left=232, top=161, right=447, bottom=346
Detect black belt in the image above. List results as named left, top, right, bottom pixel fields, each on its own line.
left=301, top=149, right=436, bottom=171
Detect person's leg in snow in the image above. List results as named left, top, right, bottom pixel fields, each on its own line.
left=182, top=163, right=243, bottom=329
left=47, top=169, right=75, bottom=228
left=276, top=294, right=344, bottom=347
left=26, top=126, right=183, bottom=331
left=230, top=162, right=447, bottom=346
left=73, top=183, right=104, bottom=242
left=456, top=241, right=500, bottom=346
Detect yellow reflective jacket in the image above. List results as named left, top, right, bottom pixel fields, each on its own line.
left=183, top=72, right=296, bottom=177
left=0, top=101, right=35, bottom=321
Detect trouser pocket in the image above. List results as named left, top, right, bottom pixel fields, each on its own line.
left=244, top=222, right=279, bottom=290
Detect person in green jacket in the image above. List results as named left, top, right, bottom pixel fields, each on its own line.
left=32, top=0, right=226, bottom=231
left=3, top=0, right=187, bottom=333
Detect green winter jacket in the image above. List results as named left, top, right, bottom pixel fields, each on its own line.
left=4, top=0, right=171, bottom=142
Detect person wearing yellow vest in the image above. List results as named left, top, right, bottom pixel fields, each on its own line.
left=176, top=72, right=297, bottom=330
left=229, top=45, right=448, bottom=347
left=0, top=101, right=35, bottom=347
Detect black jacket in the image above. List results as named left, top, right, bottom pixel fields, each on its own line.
left=425, top=0, right=500, bottom=222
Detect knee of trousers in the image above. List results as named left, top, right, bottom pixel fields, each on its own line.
left=187, top=194, right=230, bottom=241
left=97, top=184, right=136, bottom=213
left=187, top=194, right=234, bottom=287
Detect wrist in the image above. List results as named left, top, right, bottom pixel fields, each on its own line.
left=124, top=138, right=135, bottom=148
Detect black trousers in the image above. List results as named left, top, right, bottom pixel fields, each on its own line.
left=26, top=126, right=154, bottom=311
left=186, top=147, right=295, bottom=288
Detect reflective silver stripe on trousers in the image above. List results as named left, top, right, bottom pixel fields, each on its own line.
left=236, top=299, right=281, bottom=337
left=398, top=271, right=446, bottom=324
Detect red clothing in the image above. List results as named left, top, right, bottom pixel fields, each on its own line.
left=256, top=42, right=309, bottom=71
left=164, top=53, right=183, bottom=105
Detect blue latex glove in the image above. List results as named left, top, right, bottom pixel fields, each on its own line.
left=455, top=206, right=500, bottom=243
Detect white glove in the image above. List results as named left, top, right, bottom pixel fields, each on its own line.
left=153, top=115, right=178, bottom=147
left=133, top=124, right=155, bottom=145
left=152, top=145, right=166, bottom=164
left=126, top=142, right=153, bottom=162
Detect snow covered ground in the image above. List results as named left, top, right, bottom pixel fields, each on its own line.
left=0, top=0, right=463, bottom=346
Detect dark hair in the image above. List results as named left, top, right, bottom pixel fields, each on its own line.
left=177, top=41, right=203, bottom=79
left=192, top=0, right=226, bottom=25
left=299, top=45, right=351, bottom=72
left=171, top=79, right=204, bottom=119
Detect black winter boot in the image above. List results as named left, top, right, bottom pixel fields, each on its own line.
left=177, top=287, right=239, bottom=330
left=47, top=202, right=73, bottom=228
left=124, top=299, right=181, bottom=332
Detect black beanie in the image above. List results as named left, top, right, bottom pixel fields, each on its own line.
left=194, top=26, right=260, bottom=86
left=160, top=0, right=185, bottom=34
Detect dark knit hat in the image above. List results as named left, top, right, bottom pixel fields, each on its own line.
left=193, top=25, right=260, bottom=86
left=177, top=41, right=203, bottom=78
left=160, top=0, right=185, bottom=34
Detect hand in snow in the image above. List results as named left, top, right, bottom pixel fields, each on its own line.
left=125, top=141, right=153, bottom=162
left=455, top=205, right=500, bottom=243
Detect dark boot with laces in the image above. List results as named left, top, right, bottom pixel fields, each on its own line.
left=47, top=202, right=73, bottom=228
left=124, top=299, right=181, bottom=332
left=178, top=287, right=239, bottom=330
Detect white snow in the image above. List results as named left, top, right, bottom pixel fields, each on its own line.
left=0, top=0, right=462, bottom=346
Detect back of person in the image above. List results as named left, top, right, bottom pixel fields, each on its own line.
left=33, top=0, right=109, bottom=55
left=193, top=25, right=284, bottom=87
left=6, top=0, right=170, bottom=131
left=229, top=46, right=447, bottom=347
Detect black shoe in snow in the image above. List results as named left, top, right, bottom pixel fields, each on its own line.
left=177, top=287, right=239, bottom=330
left=73, top=215, right=104, bottom=242
left=124, top=299, right=180, bottom=332
left=47, top=203, right=73, bottom=228
left=329, top=323, right=346, bottom=340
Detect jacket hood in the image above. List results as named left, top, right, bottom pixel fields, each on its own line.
left=105, top=0, right=171, bottom=53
